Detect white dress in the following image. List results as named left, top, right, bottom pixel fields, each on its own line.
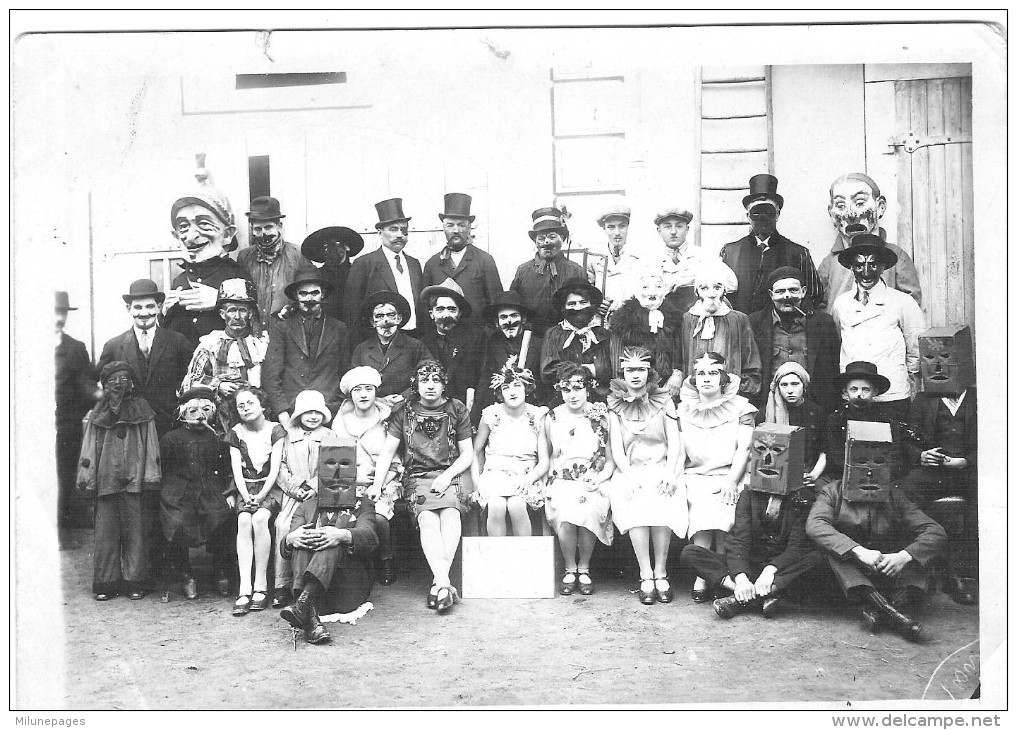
left=477, top=403, right=547, bottom=504
left=331, top=400, right=402, bottom=520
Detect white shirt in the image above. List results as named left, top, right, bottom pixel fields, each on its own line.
left=449, top=248, right=467, bottom=269
left=942, top=389, right=967, bottom=417
left=586, top=241, right=643, bottom=307
left=380, top=245, right=417, bottom=329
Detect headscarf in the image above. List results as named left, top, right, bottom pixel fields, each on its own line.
left=764, top=361, right=811, bottom=425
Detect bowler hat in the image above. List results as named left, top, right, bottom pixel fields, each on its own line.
left=122, top=279, right=166, bottom=305
left=360, top=290, right=411, bottom=326
left=551, top=277, right=604, bottom=313
left=742, top=174, right=784, bottom=210
left=833, top=361, right=891, bottom=396
left=374, top=198, right=411, bottom=229
left=245, top=196, right=285, bottom=221
left=528, top=207, right=569, bottom=241
left=438, top=193, right=475, bottom=222
left=482, top=290, right=535, bottom=321
left=421, top=277, right=472, bottom=318
left=301, top=226, right=365, bottom=263
left=284, top=263, right=336, bottom=301
left=55, top=291, right=77, bottom=311
left=836, top=233, right=899, bottom=269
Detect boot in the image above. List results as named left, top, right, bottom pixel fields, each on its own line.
left=280, top=586, right=314, bottom=630
left=866, top=589, right=923, bottom=642
left=712, top=595, right=760, bottom=619
left=761, top=596, right=783, bottom=618
left=304, top=604, right=332, bottom=644
left=380, top=558, right=396, bottom=586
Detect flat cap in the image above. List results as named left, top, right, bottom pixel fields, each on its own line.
left=654, top=208, right=694, bottom=226
left=596, top=202, right=632, bottom=226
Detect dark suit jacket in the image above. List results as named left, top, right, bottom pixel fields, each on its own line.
left=343, top=247, right=424, bottom=342
left=725, top=488, right=817, bottom=577
left=720, top=231, right=823, bottom=314
left=162, top=256, right=251, bottom=346
left=350, top=331, right=432, bottom=400
left=747, top=305, right=841, bottom=414
left=422, top=245, right=504, bottom=326
left=905, top=388, right=977, bottom=469
left=420, top=325, right=486, bottom=405
left=262, top=314, right=351, bottom=420
left=56, top=333, right=97, bottom=433
left=98, top=327, right=195, bottom=436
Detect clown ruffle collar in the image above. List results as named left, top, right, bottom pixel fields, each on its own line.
left=87, top=397, right=156, bottom=428
left=607, top=378, right=671, bottom=422
left=677, top=373, right=754, bottom=428
left=336, top=399, right=392, bottom=438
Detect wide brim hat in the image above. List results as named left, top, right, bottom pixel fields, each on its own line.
left=438, top=192, right=475, bottom=222
left=833, top=361, right=891, bottom=396
left=55, top=291, right=77, bottom=311
left=284, top=263, right=337, bottom=300
left=291, top=389, right=332, bottom=424
left=301, top=226, right=365, bottom=262
left=420, top=277, right=472, bottom=318
left=742, top=173, right=784, bottom=210
left=245, top=196, right=285, bottom=221
left=551, top=277, right=604, bottom=312
left=528, top=206, right=569, bottom=241
left=836, top=233, right=899, bottom=269
left=482, top=290, right=535, bottom=321
left=361, top=290, right=411, bottom=325
left=122, top=278, right=166, bottom=305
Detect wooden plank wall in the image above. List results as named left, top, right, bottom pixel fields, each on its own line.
left=894, top=77, right=974, bottom=333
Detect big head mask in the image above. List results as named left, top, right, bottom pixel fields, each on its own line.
left=919, top=325, right=974, bottom=396
left=748, top=424, right=805, bottom=496
left=842, top=420, right=894, bottom=503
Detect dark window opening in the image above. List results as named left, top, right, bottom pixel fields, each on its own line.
left=236, top=72, right=347, bottom=90
left=248, top=155, right=271, bottom=202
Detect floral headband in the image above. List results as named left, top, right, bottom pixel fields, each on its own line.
left=489, top=355, right=535, bottom=392
left=411, top=359, right=448, bottom=387
left=555, top=374, right=589, bottom=392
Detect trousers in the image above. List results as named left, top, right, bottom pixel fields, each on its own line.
left=679, top=544, right=824, bottom=592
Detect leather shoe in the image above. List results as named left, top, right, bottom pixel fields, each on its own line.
left=128, top=590, right=145, bottom=601
left=249, top=592, right=268, bottom=611
left=867, top=590, right=923, bottom=642
left=426, top=584, right=439, bottom=609
left=654, top=578, right=673, bottom=604
left=183, top=576, right=198, bottom=600
left=577, top=572, right=594, bottom=596
left=638, top=579, right=657, bottom=605
left=380, top=558, right=397, bottom=586
left=713, top=595, right=749, bottom=619
left=304, top=604, right=332, bottom=644
left=94, top=592, right=114, bottom=602
left=943, top=576, right=977, bottom=606
left=280, top=589, right=311, bottom=629
left=691, top=587, right=712, bottom=604
left=560, top=572, right=577, bottom=596
left=761, top=596, right=783, bottom=618
left=435, top=586, right=457, bottom=613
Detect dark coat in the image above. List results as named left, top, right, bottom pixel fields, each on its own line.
left=540, top=323, right=620, bottom=400
left=725, top=488, right=818, bottom=577
left=159, top=426, right=232, bottom=546
left=262, top=314, right=351, bottom=420
left=607, top=298, right=685, bottom=379
left=472, top=328, right=547, bottom=421
left=806, top=480, right=946, bottom=565
left=343, top=247, right=424, bottom=342
left=720, top=231, right=823, bottom=314
left=422, top=245, right=504, bottom=326
left=747, top=305, right=841, bottom=414
left=98, top=327, right=195, bottom=436
left=905, top=388, right=977, bottom=469
left=350, top=331, right=433, bottom=400
left=420, top=324, right=487, bottom=405
left=162, top=256, right=251, bottom=346
left=56, top=333, right=97, bottom=433
left=509, top=254, right=587, bottom=335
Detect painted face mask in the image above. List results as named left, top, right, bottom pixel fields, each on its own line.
left=919, top=325, right=974, bottom=397
left=179, top=397, right=216, bottom=431
left=317, top=434, right=358, bottom=490
left=842, top=421, right=895, bottom=503
left=748, top=424, right=805, bottom=496
left=315, top=483, right=359, bottom=527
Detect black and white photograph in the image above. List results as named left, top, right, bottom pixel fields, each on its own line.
left=10, top=10, right=1007, bottom=718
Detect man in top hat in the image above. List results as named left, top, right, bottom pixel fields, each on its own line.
left=237, top=196, right=313, bottom=320
left=816, top=172, right=922, bottom=310
left=419, top=278, right=486, bottom=411
left=829, top=234, right=925, bottom=419
left=343, top=198, right=424, bottom=343
left=301, top=226, right=364, bottom=323
left=747, top=266, right=841, bottom=414
left=421, top=193, right=503, bottom=327
left=179, top=278, right=270, bottom=435
left=539, top=278, right=620, bottom=402
left=350, top=290, right=433, bottom=406
left=654, top=207, right=703, bottom=314
left=509, top=207, right=586, bottom=337
left=472, top=291, right=547, bottom=421
left=587, top=200, right=643, bottom=317
left=55, top=291, right=99, bottom=527
left=720, top=174, right=822, bottom=314
left=164, top=186, right=251, bottom=346
left=99, top=279, right=195, bottom=436
left=262, top=264, right=351, bottom=427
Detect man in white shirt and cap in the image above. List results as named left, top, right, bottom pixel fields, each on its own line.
left=654, top=206, right=702, bottom=314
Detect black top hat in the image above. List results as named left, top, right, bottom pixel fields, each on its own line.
left=284, top=262, right=336, bottom=301
left=833, top=361, right=891, bottom=396
left=836, top=233, right=899, bottom=269
left=55, top=291, right=77, bottom=311
left=246, top=196, right=286, bottom=221
left=122, top=279, right=166, bottom=305
left=482, top=290, right=536, bottom=321
left=742, top=174, right=784, bottom=210
left=301, top=226, right=365, bottom=263
left=551, top=277, right=605, bottom=313
left=360, top=290, right=411, bottom=325
left=528, top=207, right=569, bottom=241
left=374, top=198, right=411, bottom=229
left=438, top=193, right=475, bottom=222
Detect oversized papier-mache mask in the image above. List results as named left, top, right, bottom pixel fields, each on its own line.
left=748, top=424, right=805, bottom=495
left=318, top=434, right=358, bottom=491
left=919, top=325, right=974, bottom=396
left=843, top=421, right=894, bottom=503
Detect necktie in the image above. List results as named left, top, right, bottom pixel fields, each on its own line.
left=858, top=290, right=869, bottom=306
left=672, top=251, right=680, bottom=265
left=394, top=254, right=404, bottom=274
left=139, top=330, right=150, bottom=358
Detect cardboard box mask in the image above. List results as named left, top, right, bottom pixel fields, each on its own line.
left=748, top=424, right=804, bottom=495
left=318, top=434, right=358, bottom=489
left=843, top=420, right=894, bottom=503
left=919, top=325, right=974, bottom=396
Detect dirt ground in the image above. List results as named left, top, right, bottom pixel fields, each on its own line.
left=44, top=523, right=984, bottom=711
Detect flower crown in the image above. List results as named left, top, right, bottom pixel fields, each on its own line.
left=489, top=355, right=535, bottom=392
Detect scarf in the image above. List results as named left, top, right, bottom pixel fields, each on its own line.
left=561, top=320, right=599, bottom=352
left=688, top=299, right=732, bottom=341
left=647, top=308, right=665, bottom=334
left=254, top=242, right=281, bottom=265
left=215, top=334, right=256, bottom=378
left=764, top=361, right=812, bottom=425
